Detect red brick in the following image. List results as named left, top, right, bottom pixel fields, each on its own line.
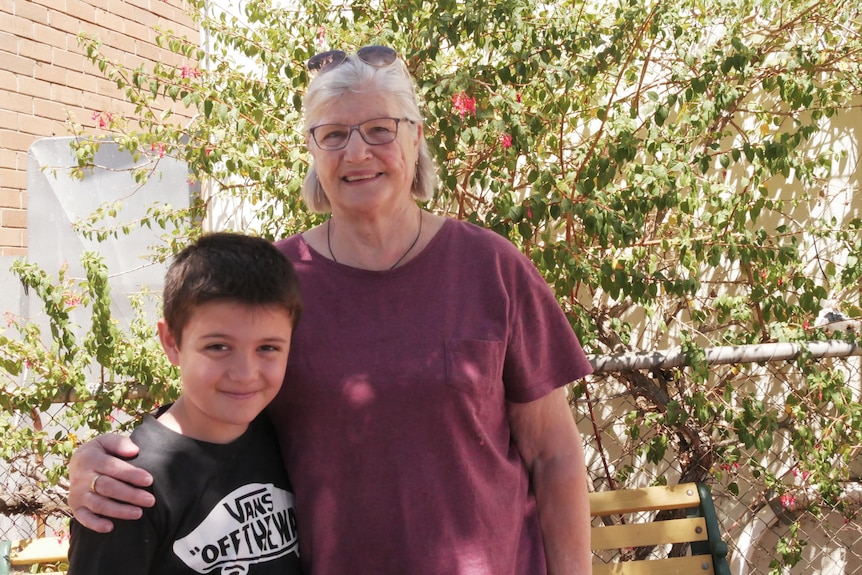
left=0, top=11, right=31, bottom=37
left=0, top=167, right=27, bottom=189
left=14, top=1, right=49, bottom=25
left=17, top=113, right=56, bottom=137
left=0, top=31, right=15, bottom=53
left=32, top=23, right=69, bottom=50
left=120, top=0, right=151, bottom=14
left=53, top=47, right=88, bottom=72
left=135, top=38, right=160, bottom=61
left=34, top=98, right=73, bottom=122
left=0, top=129, right=37, bottom=151
left=0, top=109, right=16, bottom=131
left=45, top=10, right=87, bottom=35
left=2, top=53, right=36, bottom=77
left=18, top=37, right=53, bottom=63
left=0, top=226, right=25, bottom=247
left=0, top=89, right=33, bottom=114
left=0, top=188, right=23, bottom=209
left=65, top=68, right=100, bottom=92
left=111, top=32, right=138, bottom=57
left=15, top=74, right=49, bottom=98
left=0, top=246, right=29, bottom=257
left=0, top=67, right=14, bottom=92
left=0, top=148, right=16, bottom=169
left=123, top=20, right=151, bottom=43
left=1, top=208, right=28, bottom=228
left=111, top=0, right=138, bottom=21
left=51, top=84, right=84, bottom=107
left=88, top=0, right=109, bottom=11
left=64, top=0, right=97, bottom=25
left=95, top=8, right=124, bottom=35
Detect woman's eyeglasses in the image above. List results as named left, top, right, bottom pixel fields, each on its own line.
left=307, top=45, right=398, bottom=74
left=309, top=117, right=415, bottom=150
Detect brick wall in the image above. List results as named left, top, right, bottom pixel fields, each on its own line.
left=0, top=0, right=198, bottom=256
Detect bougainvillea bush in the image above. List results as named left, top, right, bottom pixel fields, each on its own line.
left=2, top=0, right=861, bottom=568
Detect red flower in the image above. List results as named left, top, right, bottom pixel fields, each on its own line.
left=498, top=133, right=513, bottom=149
left=452, top=92, right=476, bottom=118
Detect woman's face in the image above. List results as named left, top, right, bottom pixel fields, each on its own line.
left=308, top=89, right=421, bottom=219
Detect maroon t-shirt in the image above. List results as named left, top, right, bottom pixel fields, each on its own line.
left=270, top=218, right=592, bottom=575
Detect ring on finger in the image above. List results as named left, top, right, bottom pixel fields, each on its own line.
left=90, top=474, right=101, bottom=494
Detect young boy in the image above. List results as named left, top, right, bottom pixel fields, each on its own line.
left=68, top=232, right=303, bottom=575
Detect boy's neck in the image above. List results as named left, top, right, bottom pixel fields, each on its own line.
left=156, top=398, right=250, bottom=444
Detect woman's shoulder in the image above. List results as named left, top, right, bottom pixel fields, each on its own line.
left=442, top=217, right=526, bottom=258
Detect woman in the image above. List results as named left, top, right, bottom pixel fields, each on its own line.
left=68, top=46, right=594, bottom=575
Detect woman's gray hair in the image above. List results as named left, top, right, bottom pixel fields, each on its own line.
left=300, top=54, right=439, bottom=213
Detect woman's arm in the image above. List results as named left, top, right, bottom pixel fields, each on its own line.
left=68, top=434, right=156, bottom=532
left=508, top=386, right=592, bottom=575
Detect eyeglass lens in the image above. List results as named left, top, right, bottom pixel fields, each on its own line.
left=306, top=45, right=398, bottom=74
left=312, top=118, right=403, bottom=150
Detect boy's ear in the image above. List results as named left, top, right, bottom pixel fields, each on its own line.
left=157, top=319, right=181, bottom=366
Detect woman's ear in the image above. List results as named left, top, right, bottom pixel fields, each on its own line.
left=157, top=319, right=181, bottom=366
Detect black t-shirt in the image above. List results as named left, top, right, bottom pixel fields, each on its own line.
left=69, top=412, right=302, bottom=575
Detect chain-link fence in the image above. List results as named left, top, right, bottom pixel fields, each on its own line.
left=2, top=342, right=861, bottom=574
left=579, top=341, right=862, bottom=574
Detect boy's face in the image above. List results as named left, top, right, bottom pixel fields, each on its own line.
left=157, top=300, right=293, bottom=443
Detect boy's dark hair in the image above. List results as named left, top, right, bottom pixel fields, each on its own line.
left=163, top=232, right=302, bottom=345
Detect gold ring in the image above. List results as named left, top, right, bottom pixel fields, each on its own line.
left=90, top=474, right=101, bottom=493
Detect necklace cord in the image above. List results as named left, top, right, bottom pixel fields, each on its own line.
left=327, top=210, right=423, bottom=270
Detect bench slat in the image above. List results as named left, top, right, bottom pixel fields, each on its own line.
left=9, top=537, right=69, bottom=565
left=589, top=482, right=701, bottom=515
left=593, top=554, right=715, bottom=575
left=591, top=516, right=709, bottom=550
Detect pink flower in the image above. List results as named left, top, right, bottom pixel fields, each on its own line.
left=452, top=92, right=476, bottom=118
left=180, top=66, right=201, bottom=79
left=317, top=25, right=326, bottom=46
left=516, top=93, right=522, bottom=103
left=63, top=291, right=82, bottom=308
left=779, top=493, right=796, bottom=509
left=498, top=133, right=512, bottom=149
left=151, top=142, right=166, bottom=157
left=91, top=111, right=113, bottom=129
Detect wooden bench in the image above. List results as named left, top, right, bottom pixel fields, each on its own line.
left=590, top=482, right=732, bottom=575
left=2, top=482, right=731, bottom=574
left=0, top=537, right=68, bottom=575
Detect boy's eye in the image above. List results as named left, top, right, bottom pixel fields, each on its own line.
left=206, top=343, right=229, bottom=351
left=258, top=344, right=282, bottom=352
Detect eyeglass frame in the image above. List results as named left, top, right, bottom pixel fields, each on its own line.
left=306, top=45, right=399, bottom=75
left=308, top=117, right=417, bottom=151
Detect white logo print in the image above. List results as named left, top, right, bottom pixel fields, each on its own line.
left=173, top=483, right=299, bottom=574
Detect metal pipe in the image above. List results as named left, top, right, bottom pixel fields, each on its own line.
left=589, top=340, right=862, bottom=373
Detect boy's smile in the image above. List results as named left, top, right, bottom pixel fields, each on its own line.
left=157, top=300, right=293, bottom=443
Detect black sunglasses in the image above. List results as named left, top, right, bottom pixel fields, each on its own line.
left=307, top=45, right=398, bottom=74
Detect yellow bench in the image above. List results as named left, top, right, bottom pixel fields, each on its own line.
left=1, top=537, right=68, bottom=574
left=2, top=482, right=731, bottom=574
left=590, top=482, right=732, bottom=575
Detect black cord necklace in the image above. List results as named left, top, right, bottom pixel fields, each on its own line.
left=327, top=210, right=424, bottom=270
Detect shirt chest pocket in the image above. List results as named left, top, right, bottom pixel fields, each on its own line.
left=444, top=339, right=504, bottom=395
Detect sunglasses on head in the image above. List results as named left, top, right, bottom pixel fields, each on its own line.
left=306, top=45, right=398, bottom=74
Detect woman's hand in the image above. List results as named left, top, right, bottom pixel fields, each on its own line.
left=68, top=434, right=155, bottom=533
